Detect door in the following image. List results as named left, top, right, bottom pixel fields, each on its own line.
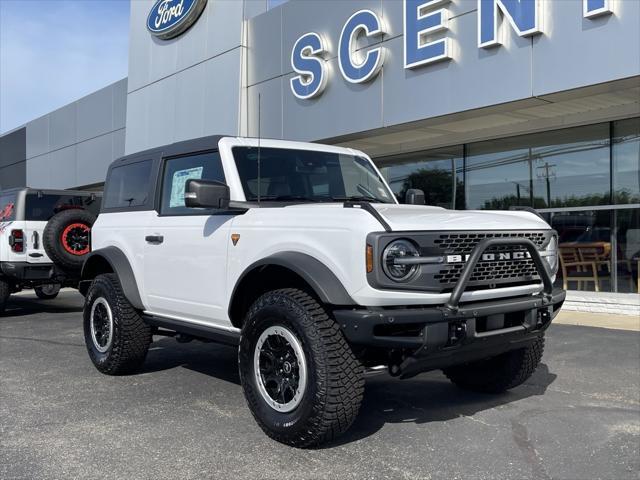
left=143, top=150, right=234, bottom=327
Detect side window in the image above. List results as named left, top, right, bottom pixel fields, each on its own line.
left=103, top=160, right=153, bottom=209
left=160, top=151, right=225, bottom=215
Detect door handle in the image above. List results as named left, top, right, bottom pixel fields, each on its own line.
left=145, top=235, right=164, bottom=244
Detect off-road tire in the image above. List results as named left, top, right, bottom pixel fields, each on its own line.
left=0, top=279, right=9, bottom=314
left=34, top=284, right=60, bottom=300
left=83, top=273, right=151, bottom=375
left=239, top=288, right=365, bottom=448
left=443, top=337, right=545, bottom=393
left=43, top=209, right=96, bottom=272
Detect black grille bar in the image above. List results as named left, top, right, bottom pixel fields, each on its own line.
left=445, top=238, right=554, bottom=311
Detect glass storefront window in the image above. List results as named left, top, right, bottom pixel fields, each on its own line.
left=613, top=118, right=640, bottom=205
left=371, top=117, right=639, bottom=293
left=466, top=124, right=610, bottom=210
left=550, top=210, right=613, bottom=292
left=378, top=147, right=464, bottom=208
left=615, top=209, right=640, bottom=294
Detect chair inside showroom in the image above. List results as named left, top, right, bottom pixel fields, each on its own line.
left=579, top=247, right=611, bottom=273
left=559, top=246, right=600, bottom=292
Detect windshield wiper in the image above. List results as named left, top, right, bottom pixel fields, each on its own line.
left=330, top=195, right=383, bottom=203
left=257, top=195, right=321, bottom=202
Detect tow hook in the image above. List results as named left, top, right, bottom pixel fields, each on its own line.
left=537, top=308, right=551, bottom=329
left=447, top=322, right=466, bottom=346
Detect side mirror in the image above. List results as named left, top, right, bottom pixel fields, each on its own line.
left=405, top=189, right=425, bottom=205
left=185, top=179, right=230, bottom=209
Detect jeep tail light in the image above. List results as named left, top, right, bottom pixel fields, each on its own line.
left=9, top=229, right=24, bottom=253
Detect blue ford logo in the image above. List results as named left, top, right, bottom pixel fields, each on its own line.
left=147, top=0, right=208, bottom=40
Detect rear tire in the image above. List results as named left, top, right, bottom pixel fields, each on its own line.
left=443, top=337, right=545, bottom=393
left=239, top=288, right=364, bottom=448
left=34, top=284, right=60, bottom=300
left=0, top=279, right=9, bottom=315
left=83, top=273, right=151, bottom=375
left=43, top=209, right=96, bottom=272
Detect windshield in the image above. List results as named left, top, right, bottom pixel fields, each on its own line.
left=232, top=147, right=395, bottom=203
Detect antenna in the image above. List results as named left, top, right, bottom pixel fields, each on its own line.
left=257, top=93, right=261, bottom=204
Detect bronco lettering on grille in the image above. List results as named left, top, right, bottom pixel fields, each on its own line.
left=446, top=251, right=532, bottom=264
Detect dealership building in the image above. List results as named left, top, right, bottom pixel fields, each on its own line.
left=0, top=0, right=639, bottom=311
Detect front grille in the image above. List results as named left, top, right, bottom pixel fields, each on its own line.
left=433, top=232, right=547, bottom=253
left=432, top=232, right=548, bottom=287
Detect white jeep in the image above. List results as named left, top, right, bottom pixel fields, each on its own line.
left=80, top=135, right=565, bottom=448
left=0, top=188, right=101, bottom=313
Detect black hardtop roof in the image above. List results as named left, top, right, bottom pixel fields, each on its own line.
left=0, top=187, right=102, bottom=196
left=112, top=134, right=229, bottom=167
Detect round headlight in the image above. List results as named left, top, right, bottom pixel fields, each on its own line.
left=543, top=235, right=558, bottom=275
left=382, top=239, right=420, bottom=281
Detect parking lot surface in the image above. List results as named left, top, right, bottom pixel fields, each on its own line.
left=1, top=291, right=639, bottom=480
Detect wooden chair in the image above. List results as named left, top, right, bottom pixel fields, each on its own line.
left=559, top=246, right=600, bottom=292
left=579, top=247, right=611, bottom=273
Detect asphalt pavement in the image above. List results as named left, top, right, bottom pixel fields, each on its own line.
left=1, top=291, right=639, bottom=480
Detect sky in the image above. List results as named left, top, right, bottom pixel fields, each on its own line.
left=0, top=0, right=130, bottom=134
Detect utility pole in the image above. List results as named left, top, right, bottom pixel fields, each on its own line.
left=536, top=162, right=556, bottom=208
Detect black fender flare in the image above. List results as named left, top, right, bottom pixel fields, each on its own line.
left=80, top=246, right=144, bottom=310
left=230, top=252, right=356, bottom=316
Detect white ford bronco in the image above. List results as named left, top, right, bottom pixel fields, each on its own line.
left=0, top=188, right=101, bottom=313
left=80, top=135, right=565, bottom=447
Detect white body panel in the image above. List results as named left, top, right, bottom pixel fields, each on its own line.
left=0, top=220, right=53, bottom=265
left=92, top=136, right=555, bottom=332
left=144, top=213, right=233, bottom=327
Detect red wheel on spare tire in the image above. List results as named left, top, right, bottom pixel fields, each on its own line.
left=43, top=209, right=96, bottom=272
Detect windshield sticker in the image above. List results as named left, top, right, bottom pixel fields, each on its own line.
left=170, top=167, right=203, bottom=208
left=0, top=202, right=14, bottom=221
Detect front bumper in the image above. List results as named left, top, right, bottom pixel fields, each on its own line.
left=334, top=236, right=566, bottom=378
left=334, top=288, right=565, bottom=377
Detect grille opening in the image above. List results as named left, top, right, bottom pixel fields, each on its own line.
left=374, top=323, right=425, bottom=338
left=431, top=231, right=547, bottom=288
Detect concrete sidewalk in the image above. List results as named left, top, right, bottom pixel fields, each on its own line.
left=555, top=310, right=640, bottom=331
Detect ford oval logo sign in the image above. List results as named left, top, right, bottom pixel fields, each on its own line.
left=147, top=0, right=208, bottom=40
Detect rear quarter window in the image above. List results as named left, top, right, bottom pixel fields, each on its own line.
left=103, top=160, right=153, bottom=210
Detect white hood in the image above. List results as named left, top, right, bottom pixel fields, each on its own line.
left=371, top=204, right=550, bottom=231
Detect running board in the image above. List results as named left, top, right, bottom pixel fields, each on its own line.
left=142, top=314, right=240, bottom=346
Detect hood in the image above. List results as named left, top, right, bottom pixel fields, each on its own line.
left=371, top=204, right=550, bottom=231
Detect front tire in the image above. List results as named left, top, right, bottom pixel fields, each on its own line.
left=239, top=288, right=364, bottom=448
left=443, top=337, right=545, bottom=393
left=0, top=279, right=9, bottom=315
left=83, top=273, right=151, bottom=375
left=34, top=284, right=60, bottom=300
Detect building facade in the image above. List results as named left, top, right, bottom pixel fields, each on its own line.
left=1, top=0, right=639, bottom=304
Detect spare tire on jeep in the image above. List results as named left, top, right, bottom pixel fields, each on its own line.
left=43, top=209, right=96, bottom=272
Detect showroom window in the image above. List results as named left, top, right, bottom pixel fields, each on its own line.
left=613, top=118, right=640, bottom=205
left=378, top=147, right=464, bottom=209
left=373, top=118, right=639, bottom=293
left=465, top=124, right=610, bottom=210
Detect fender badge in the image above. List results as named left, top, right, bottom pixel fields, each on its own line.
left=231, top=234, right=240, bottom=246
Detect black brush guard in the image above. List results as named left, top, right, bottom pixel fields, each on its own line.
left=334, top=238, right=565, bottom=379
